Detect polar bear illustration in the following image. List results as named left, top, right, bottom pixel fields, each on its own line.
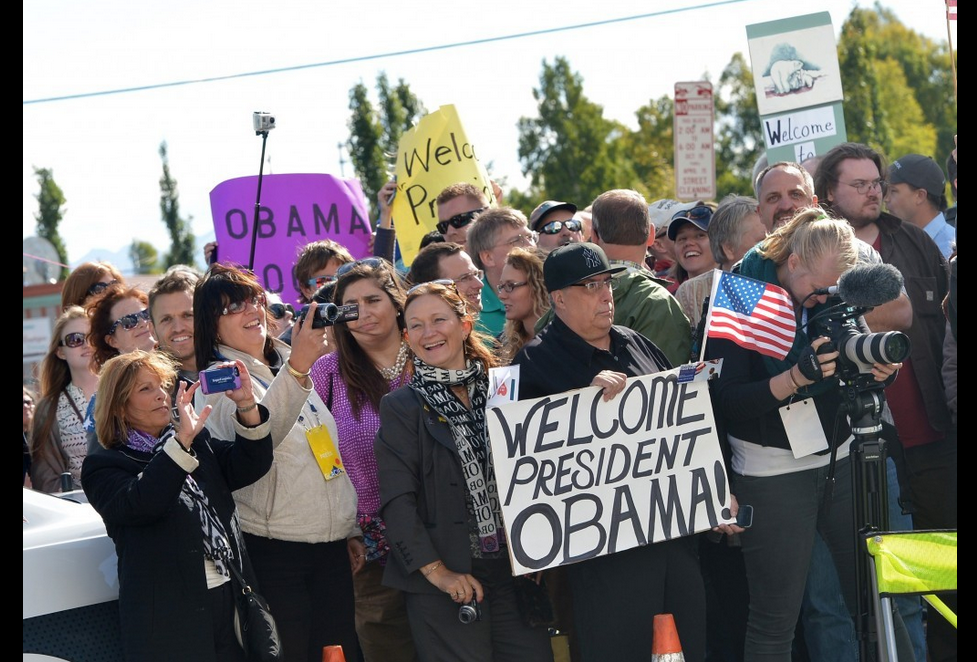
left=770, top=59, right=804, bottom=94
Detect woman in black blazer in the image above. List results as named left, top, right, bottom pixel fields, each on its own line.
left=375, top=281, right=553, bottom=662
left=82, top=350, right=272, bottom=662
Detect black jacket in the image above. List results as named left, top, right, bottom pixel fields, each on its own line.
left=81, top=410, right=273, bottom=662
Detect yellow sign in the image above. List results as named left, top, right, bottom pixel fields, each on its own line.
left=390, top=105, right=494, bottom=265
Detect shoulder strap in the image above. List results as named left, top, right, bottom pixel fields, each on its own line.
left=64, top=388, right=85, bottom=425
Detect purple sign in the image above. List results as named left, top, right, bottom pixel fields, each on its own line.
left=209, top=173, right=372, bottom=305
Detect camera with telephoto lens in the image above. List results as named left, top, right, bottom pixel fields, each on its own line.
left=297, top=302, right=359, bottom=329
left=458, top=598, right=481, bottom=624
left=807, top=296, right=911, bottom=389
left=253, top=111, right=276, bottom=133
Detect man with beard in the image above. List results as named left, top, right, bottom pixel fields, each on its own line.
left=815, top=142, right=955, bottom=662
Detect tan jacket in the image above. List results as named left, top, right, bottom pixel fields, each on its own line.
left=203, top=340, right=358, bottom=543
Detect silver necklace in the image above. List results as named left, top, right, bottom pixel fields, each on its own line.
left=377, top=341, right=409, bottom=381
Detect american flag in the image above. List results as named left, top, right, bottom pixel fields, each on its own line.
left=947, top=0, right=957, bottom=21
left=704, top=270, right=796, bottom=360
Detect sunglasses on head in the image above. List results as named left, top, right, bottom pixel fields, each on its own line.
left=306, top=275, right=337, bottom=289
left=671, top=205, right=713, bottom=223
left=335, top=257, right=385, bottom=280
left=406, top=278, right=455, bottom=297
left=221, top=294, right=265, bottom=316
left=268, top=302, right=295, bottom=320
left=539, top=218, right=583, bottom=235
left=436, top=207, right=486, bottom=235
left=87, top=280, right=119, bottom=297
left=109, top=309, right=151, bottom=334
left=60, top=332, right=87, bottom=348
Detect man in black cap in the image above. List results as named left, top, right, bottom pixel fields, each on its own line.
left=885, top=153, right=954, bottom=258
left=511, top=241, right=713, bottom=662
left=529, top=200, right=583, bottom=253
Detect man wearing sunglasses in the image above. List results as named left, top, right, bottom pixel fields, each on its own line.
left=148, top=267, right=200, bottom=382
left=529, top=200, right=583, bottom=253
left=435, top=182, right=491, bottom=247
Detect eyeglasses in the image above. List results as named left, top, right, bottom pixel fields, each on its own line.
left=496, top=231, right=538, bottom=250
left=539, top=219, right=583, bottom=235
left=335, top=257, right=385, bottom=280
left=837, top=178, right=887, bottom=195
left=87, top=280, right=119, bottom=297
left=671, top=205, right=714, bottom=223
left=454, top=269, right=484, bottom=287
left=497, top=281, right=528, bottom=294
left=436, top=207, right=486, bottom=235
left=108, top=308, right=151, bottom=334
left=221, top=294, right=265, bottom=316
left=268, top=302, right=295, bottom=320
left=570, top=278, right=614, bottom=293
left=406, top=278, right=455, bottom=297
left=60, top=332, right=87, bottom=348
left=306, top=275, right=337, bottom=289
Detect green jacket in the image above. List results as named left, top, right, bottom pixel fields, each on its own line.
left=535, top=270, right=692, bottom=367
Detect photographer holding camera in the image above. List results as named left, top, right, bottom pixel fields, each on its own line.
left=194, top=263, right=360, bottom=662
left=705, top=208, right=912, bottom=662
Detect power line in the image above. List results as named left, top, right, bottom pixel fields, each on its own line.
left=24, top=1, right=749, bottom=105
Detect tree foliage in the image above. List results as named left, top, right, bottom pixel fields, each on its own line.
left=714, top=52, right=764, bottom=198
left=129, top=240, right=159, bottom=275
left=347, top=73, right=425, bottom=219
left=517, top=57, right=641, bottom=209
left=625, top=95, right=675, bottom=200
left=32, top=166, right=70, bottom=280
left=158, top=141, right=196, bottom=268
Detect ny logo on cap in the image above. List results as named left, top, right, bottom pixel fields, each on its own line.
left=582, top=247, right=602, bottom=269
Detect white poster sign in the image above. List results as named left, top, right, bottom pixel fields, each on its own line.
left=487, top=364, right=732, bottom=575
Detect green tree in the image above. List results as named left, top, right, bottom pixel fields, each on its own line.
left=32, top=166, right=70, bottom=280
left=347, top=73, right=426, bottom=219
left=158, top=141, right=196, bottom=268
left=625, top=95, right=675, bottom=200
left=129, top=240, right=159, bottom=275
left=837, top=9, right=894, bottom=156
left=714, top=52, right=764, bottom=198
left=518, top=57, right=641, bottom=209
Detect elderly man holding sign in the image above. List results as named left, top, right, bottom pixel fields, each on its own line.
left=509, top=242, right=743, bottom=662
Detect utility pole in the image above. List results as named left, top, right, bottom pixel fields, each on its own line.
left=337, top=142, right=347, bottom=178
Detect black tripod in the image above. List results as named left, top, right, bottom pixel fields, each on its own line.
left=837, top=380, right=891, bottom=662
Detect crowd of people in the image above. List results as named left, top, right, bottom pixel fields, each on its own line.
left=22, top=138, right=956, bottom=662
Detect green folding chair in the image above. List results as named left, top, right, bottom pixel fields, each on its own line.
left=864, top=530, right=957, bottom=662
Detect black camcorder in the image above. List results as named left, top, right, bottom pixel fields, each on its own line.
left=807, top=296, right=911, bottom=389
left=297, top=302, right=359, bottom=329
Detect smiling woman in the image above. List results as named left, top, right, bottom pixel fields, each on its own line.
left=193, top=262, right=361, bottom=661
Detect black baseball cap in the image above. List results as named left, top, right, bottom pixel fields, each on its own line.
left=543, top=242, right=626, bottom=292
left=667, top=203, right=714, bottom=241
left=530, top=200, right=577, bottom=231
left=888, top=154, right=945, bottom=198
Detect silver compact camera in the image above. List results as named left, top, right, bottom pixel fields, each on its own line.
left=458, top=598, right=481, bottom=624
left=253, top=111, right=276, bottom=133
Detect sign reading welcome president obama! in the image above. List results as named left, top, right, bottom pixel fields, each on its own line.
left=486, top=363, right=731, bottom=575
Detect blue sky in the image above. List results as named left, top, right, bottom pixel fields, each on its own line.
left=23, top=1, right=956, bottom=266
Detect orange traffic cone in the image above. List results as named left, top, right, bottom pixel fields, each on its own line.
left=651, top=613, right=685, bottom=661
left=322, top=645, right=345, bottom=662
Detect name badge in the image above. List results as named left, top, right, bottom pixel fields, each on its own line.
left=779, top=398, right=829, bottom=458
left=306, top=424, right=346, bottom=481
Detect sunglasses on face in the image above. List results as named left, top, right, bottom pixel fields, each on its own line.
left=221, top=294, right=265, bottom=316
left=539, top=218, right=583, bottom=235
left=335, top=257, right=385, bottom=280
left=406, top=278, right=455, bottom=297
left=436, top=207, right=486, bottom=235
left=87, top=280, right=119, bottom=297
left=268, top=302, right=295, bottom=320
left=109, top=309, right=151, bottom=334
left=60, top=332, right=87, bottom=348
left=306, top=275, right=337, bottom=289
